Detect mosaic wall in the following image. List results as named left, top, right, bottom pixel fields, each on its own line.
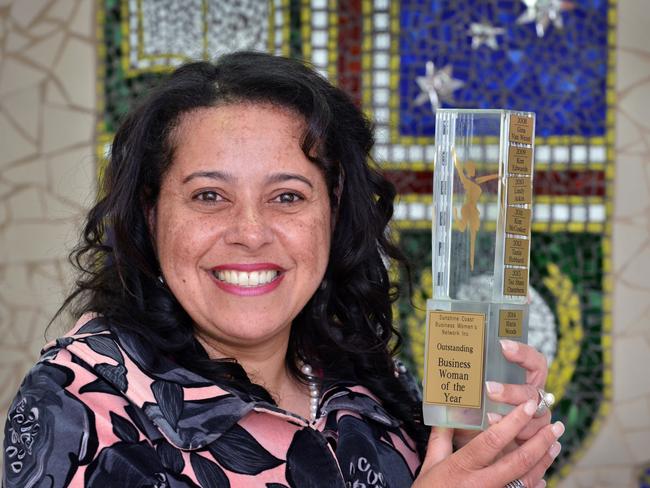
left=2, top=0, right=650, bottom=486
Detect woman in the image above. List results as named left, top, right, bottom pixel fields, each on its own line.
left=4, top=52, right=561, bottom=487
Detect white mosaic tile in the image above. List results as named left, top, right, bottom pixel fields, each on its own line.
left=535, top=144, right=551, bottom=162
left=312, top=48, right=328, bottom=67
left=374, top=12, right=389, bottom=30
left=312, top=30, right=327, bottom=47
left=312, top=10, right=327, bottom=29
left=553, top=145, right=570, bottom=163
left=409, top=202, right=426, bottom=220
left=572, top=145, right=588, bottom=164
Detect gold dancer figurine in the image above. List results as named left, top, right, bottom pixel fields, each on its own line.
left=452, top=149, right=498, bottom=271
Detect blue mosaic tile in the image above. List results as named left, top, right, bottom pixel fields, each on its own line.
left=398, top=0, right=608, bottom=137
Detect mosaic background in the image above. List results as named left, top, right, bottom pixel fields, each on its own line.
left=0, top=1, right=649, bottom=486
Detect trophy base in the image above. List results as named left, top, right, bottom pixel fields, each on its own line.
left=422, top=298, right=528, bottom=430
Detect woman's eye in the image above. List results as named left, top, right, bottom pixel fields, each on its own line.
left=193, top=190, right=222, bottom=202
left=274, top=192, right=303, bottom=204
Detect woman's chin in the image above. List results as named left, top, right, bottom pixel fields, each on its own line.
left=193, top=319, right=294, bottom=355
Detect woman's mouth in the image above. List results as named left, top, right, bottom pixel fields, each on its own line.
left=210, top=264, right=285, bottom=296
left=212, top=269, right=279, bottom=287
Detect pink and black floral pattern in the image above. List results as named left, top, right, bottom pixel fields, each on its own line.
left=3, top=316, right=421, bottom=487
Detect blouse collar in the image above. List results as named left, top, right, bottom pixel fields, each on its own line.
left=43, top=315, right=399, bottom=450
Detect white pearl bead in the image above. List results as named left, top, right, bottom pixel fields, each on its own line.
left=298, top=361, right=320, bottom=421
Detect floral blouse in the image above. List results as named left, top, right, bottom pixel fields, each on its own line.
left=4, top=315, right=421, bottom=487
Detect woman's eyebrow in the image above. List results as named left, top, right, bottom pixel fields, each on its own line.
left=182, top=170, right=234, bottom=184
left=266, top=172, right=313, bottom=188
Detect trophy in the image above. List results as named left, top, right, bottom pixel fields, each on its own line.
left=423, top=109, right=535, bottom=429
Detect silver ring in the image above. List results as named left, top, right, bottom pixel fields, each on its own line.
left=534, top=387, right=555, bottom=417
left=504, top=480, right=526, bottom=488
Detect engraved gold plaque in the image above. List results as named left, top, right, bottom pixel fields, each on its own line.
left=504, top=268, right=528, bottom=296
left=507, top=177, right=533, bottom=205
left=504, top=237, right=530, bottom=267
left=505, top=207, right=531, bottom=236
left=425, top=311, right=486, bottom=409
left=509, top=115, right=534, bottom=144
left=424, top=311, right=485, bottom=408
left=508, top=146, right=533, bottom=175
left=499, top=310, right=523, bottom=338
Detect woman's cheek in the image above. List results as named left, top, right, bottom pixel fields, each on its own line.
left=159, top=216, right=210, bottom=270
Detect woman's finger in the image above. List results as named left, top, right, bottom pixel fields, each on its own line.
left=420, top=427, right=454, bottom=472
left=500, top=340, right=548, bottom=387
left=485, top=381, right=553, bottom=442
left=451, top=428, right=481, bottom=451
left=517, top=440, right=562, bottom=488
left=486, top=409, right=551, bottom=444
left=458, top=399, right=537, bottom=469
left=487, top=420, right=564, bottom=486
left=514, top=412, right=552, bottom=442
left=486, top=381, right=538, bottom=406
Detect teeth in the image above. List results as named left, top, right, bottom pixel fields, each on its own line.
left=214, top=270, right=279, bottom=287
left=249, top=272, right=259, bottom=286
left=238, top=271, right=249, bottom=286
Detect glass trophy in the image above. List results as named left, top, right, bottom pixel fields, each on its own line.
left=423, top=109, right=535, bottom=429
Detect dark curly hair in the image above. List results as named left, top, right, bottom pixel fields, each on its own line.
left=58, top=51, right=428, bottom=454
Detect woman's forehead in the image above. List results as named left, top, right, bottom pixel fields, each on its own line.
left=166, top=104, right=324, bottom=183
left=175, top=102, right=305, bottom=136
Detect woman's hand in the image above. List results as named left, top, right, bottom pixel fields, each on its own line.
left=454, top=340, right=552, bottom=450
left=485, top=340, right=551, bottom=444
left=413, top=400, right=564, bottom=488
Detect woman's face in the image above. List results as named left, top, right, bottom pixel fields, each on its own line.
left=152, top=104, right=332, bottom=354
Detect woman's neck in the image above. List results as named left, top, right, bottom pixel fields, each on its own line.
left=195, top=331, right=311, bottom=418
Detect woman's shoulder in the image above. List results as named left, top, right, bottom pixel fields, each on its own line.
left=3, top=315, right=154, bottom=486
left=32, top=314, right=146, bottom=394
left=11, top=314, right=136, bottom=404
left=30, top=314, right=237, bottom=423
left=3, top=314, right=245, bottom=486
left=5, top=313, right=153, bottom=436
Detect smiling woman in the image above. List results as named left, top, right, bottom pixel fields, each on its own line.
left=3, top=52, right=560, bottom=488
left=153, top=105, right=332, bottom=365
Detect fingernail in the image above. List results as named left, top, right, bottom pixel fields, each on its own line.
left=548, top=441, right=561, bottom=458
left=486, top=381, right=504, bottom=395
left=534, top=480, right=546, bottom=488
left=487, top=412, right=503, bottom=424
left=500, top=339, right=519, bottom=353
left=524, top=399, right=537, bottom=415
left=552, top=421, right=565, bottom=438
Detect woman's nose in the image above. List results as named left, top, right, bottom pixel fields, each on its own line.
left=223, top=205, right=274, bottom=250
